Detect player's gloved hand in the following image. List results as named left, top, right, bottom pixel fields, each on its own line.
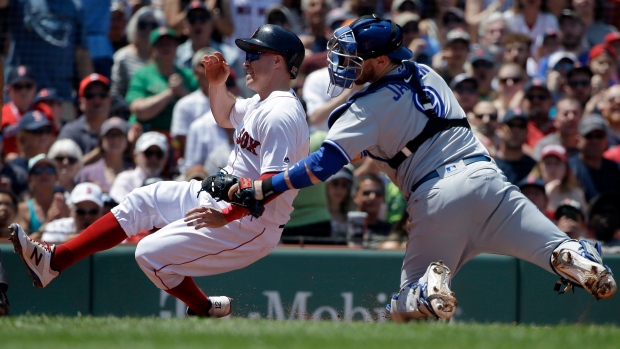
left=198, top=172, right=265, bottom=218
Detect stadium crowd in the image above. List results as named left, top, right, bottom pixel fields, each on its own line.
left=0, top=0, right=619, bottom=256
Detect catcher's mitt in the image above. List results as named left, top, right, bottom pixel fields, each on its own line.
left=198, top=172, right=265, bottom=218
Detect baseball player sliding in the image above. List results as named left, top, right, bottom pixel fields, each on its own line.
left=9, top=25, right=309, bottom=318
left=215, top=15, right=617, bottom=321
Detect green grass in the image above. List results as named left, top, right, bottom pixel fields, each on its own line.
left=0, top=316, right=619, bottom=349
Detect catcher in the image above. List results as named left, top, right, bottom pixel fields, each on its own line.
left=9, top=24, right=308, bottom=318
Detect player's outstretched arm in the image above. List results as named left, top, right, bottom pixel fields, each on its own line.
left=203, top=52, right=237, bottom=129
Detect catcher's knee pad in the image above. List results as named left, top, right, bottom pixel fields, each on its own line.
left=387, top=261, right=457, bottom=322
left=551, top=239, right=616, bottom=300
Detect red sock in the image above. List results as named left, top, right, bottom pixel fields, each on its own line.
left=51, top=212, right=128, bottom=272
left=165, top=277, right=210, bottom=316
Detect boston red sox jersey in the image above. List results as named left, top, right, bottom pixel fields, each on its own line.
left=224, top=89, right=309, bottom=226
left=325, top=63, right=489, bottom=202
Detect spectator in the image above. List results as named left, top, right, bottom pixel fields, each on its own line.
left=570, top=115, right=620, bottom=203
left=476, top=12, right=509, bottom=62
left=600, top=84, right=620, bottom=147
left=467, top=47, right=497, bottom=101
left=422, top=6, right=467, bottom=49
left=536, top=10, right=588, bottom=80
left=10, top=110, right=56, bottom=175
left=109, top=131, right=169, bottom=204
left=451, top=73, right=479, bottom=115
left=175, top=1, right=240, bottom=73
left=604, top=32, right=620, bottom=69
left=0, top=189, right=19, bottom=240
left=493, top=62, right=526, bottom=117
left=391, top=0, right=423, bottom=18
left=15, top=154, right=70, bottom=237
left=501, top=33, right=533, bottom=77
left=350, top=173, right=392, bottom=250
left=48, top=139, right=84, bottom=194
left=530, top=144, right=587, bottom=213
left=395, top=12, right=437, bottom=66
left=82, top=0, right=115, bottom=79
left=58, top=74, right=112, bottom=163
left=41, top=182, right=104, bottom=244
left=110, top=6, right=166, bottom=101
left=533, top=96, right=583, bottom=160
left=80, top=117, right=133, bottom=193
left=2, top=65, right=38, bottom=159
left=32, top=88, right=64, bottom=132
left=281, top=129, right=332, bottom=245
left=535, top=30, right=560, bottom=62
left=564, top=65, right=594, bottom=108
left=0, top=137, right=27, bottom=203
left=432, top=28, right=470, bottom=86
left=127, top=27, right=197, bottom=134
left=588, top=192, right=620, bottom=252
left=298, top=0, right=332, bottom=54
left=183, top=74, right=236, bottom=175
left=224, top=0, right=279, bottom=57
left=265, top=4, right=299, bottom=34
left=521, top=78, right=554, bottom=149
left=546, top=51, right=578, bottom=100
left=569, top=0, right=617, bottom=48
left=554, top=198, right=587, bottom=240
left=469, top=101, right=499, bottom=157
left=495, top=108, right=536, bottom=185
left=162, top=0, right=234, bottom=41
left=503, top=0, right=558, bottom=56
left=109, top=1, right=129, bottom=52
left=326, top=165, right=354, bottom=245
left=517, top=176, right=553, bottom=218
left=172, top=47, right=216, bottom=161
left=0, top=0, right=93, bottom=123
left=588, top=44, right=618, bottom=89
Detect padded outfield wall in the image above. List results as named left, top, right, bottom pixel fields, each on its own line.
left=1, top=244, right=618, bottom=324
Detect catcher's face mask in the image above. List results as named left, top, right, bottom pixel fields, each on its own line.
left=327, top=25, right=364, bottom=97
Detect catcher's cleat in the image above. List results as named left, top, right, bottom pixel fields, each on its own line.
left=186, top=296, right=233, bottom=318
left=388, top=261, right=457, bottom=322
left=551, top=240, right=616, bottom=300
left=0, top=289, right=9, bottom=316
left=8, top=223, right=59, bottom=288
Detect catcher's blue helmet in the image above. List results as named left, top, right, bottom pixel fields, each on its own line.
left=326, top=14, right=413, bottom=96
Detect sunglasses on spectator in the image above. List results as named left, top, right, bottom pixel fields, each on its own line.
left=12, top=83, right=35, bottom=91
left=144, top=149, right=165, bottom=159
left=245, top=51, right=277, bottom=62
left=472, top=61, right=494, bottom=69
left=475, top=113, right=498, bottom=121
left=27, top=127, right=53, bottom=135
left=75, top=208, right=100, bottom=216
left=584, top=131, right=606, bottom=140
left=568, top=79, right=591, bottom=88
left=525, top=93, right=549, bottom=101
left=31, top=166, right=56, bottom=175
left=188, top=14, right=210, bottom=25
left=138, top=21, right=159, bottom=31
left=84, top=91, right=109, bottom=100
left=499, top=76, right=523, bottom=85
left=360, top=189, right=384, bottom=197
left=55, top=156, right=78, bottom=165
left=506, top=121, right=527, bottom=129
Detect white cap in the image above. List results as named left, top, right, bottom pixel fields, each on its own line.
left=548, top=51, right=577, bottom=70
left=135, top=131, right=168, bottom=153
left=70, top=182, right=103, bottom=207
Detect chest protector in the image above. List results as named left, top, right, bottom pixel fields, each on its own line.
left=327, top=61, right=470, bottom=169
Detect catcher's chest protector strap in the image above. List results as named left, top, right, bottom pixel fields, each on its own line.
left=326, top=61, right=470, bottom=169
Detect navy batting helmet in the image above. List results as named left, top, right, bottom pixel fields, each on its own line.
left=235, top=24, right=305, bottom=79
left=327, top=15, right=413, bottom=96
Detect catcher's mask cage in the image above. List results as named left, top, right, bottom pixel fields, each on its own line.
left=326, top=14, right=413, bottom=97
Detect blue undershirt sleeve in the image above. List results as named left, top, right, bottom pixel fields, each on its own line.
left=271, top=143, right=351, bottom=192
